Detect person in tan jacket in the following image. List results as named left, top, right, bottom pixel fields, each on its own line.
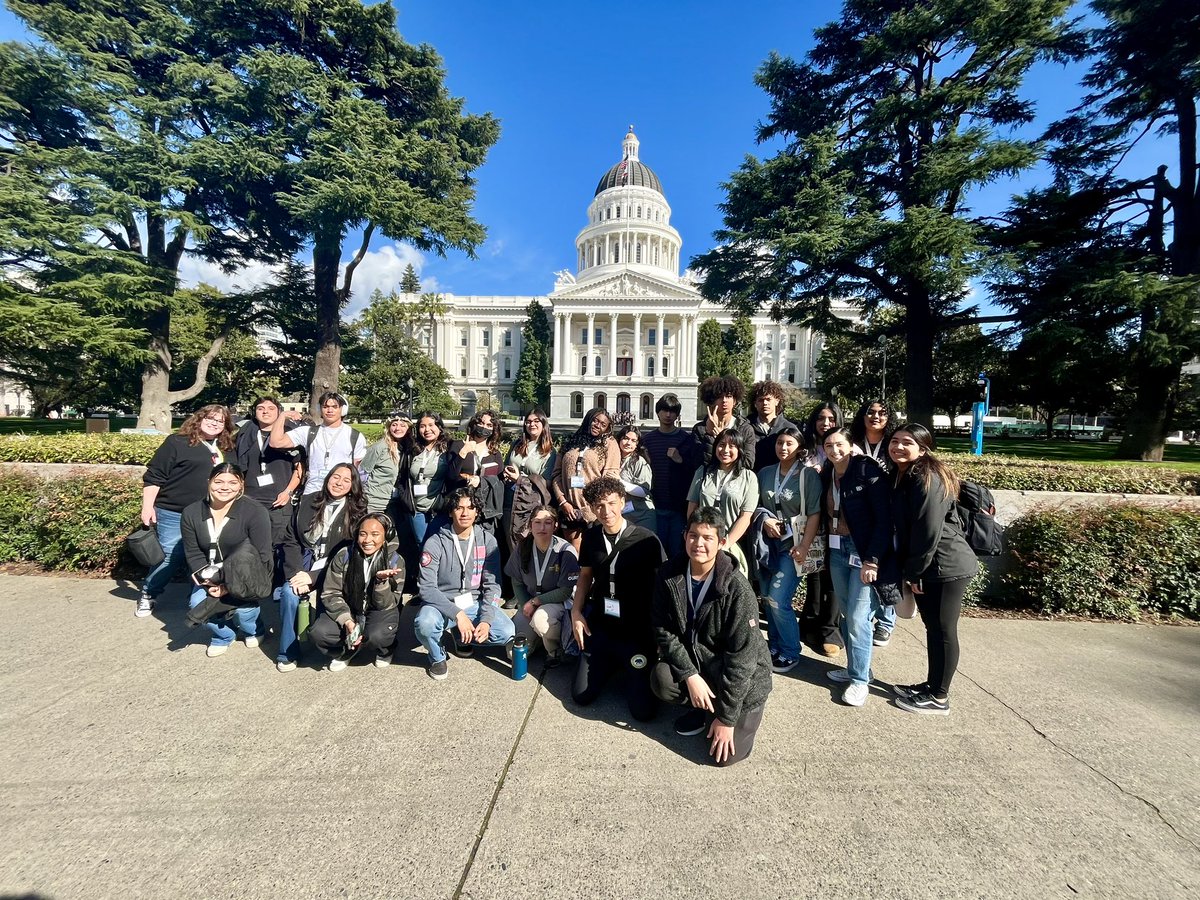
left=552, top=407, right=621, bottom=548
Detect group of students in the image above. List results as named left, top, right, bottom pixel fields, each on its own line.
left=135, top=379, right=978, bottom=766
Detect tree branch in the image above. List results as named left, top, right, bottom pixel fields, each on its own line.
left=339, top=222, right=376, bottom=300
left=166, top=329, right=228, bottom=403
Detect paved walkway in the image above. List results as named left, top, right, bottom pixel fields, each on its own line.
left=1, top=574, right=1196, bottom=899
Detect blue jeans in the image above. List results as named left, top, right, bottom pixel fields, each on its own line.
left=763, top=558, right=802, bottom=661
left=276, top=582, right=305, bottom=663
left=655, top=509, right=686, bottom=559
left=188, top=586, right=261, bottom=647
left=141, top=507, right=188, bottom=599
left=413, top=602, right=516, bottom=664
left=876, top=601, right=896, bottom=634
left=828, top=535, right=882, bottom=685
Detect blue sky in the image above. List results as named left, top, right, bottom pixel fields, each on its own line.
left=0, top=1, right=1175, bottom=315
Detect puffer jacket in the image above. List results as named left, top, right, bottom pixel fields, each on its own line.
left=318, top=536, right=403, bottom=625
left=652, top=550, right=773, bottom=726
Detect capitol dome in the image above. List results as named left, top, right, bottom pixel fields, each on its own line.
left=593, top=127, right=665, bottom=197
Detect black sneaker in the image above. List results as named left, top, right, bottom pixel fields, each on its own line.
left=771, top=653, right=799, bottom=674
left=674, top=708, right=707, bottom=736
left=545, top=651, right=562, bottom=669
left=896, top=692, right=950, bottom=715
left=872, top=624, right=892, bottom=647
left=892, top=681, right=929, bottom=700
left=428, top=658, right=449, bottom=681
left=501, top=598, right=518, bottom=610
left=445, top=630, right=475, bottom=659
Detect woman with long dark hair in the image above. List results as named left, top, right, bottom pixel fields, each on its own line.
left=800, top=399, right=846, bottom=658
left=309, top=512, right=404, bottom=671
left=803, top=401, right=844, bottom=470
left=448, top=409, right=505, bottom=540
left=685, top=428, right=758, bottom=572
left=507, top=504, right=580, bottom=665
left=361, top=412, right=412, bottom=515
left=551, top=407, right=621, bottom=548
left=137, top=405, right=238, bottom=618
left=181, top=462, right=273, bottom=657
left=819, top=428, right=897, bottom=706
left=849, top=400, right=897, bottom=474
left=888, top=424, right=978, bottom=716
left=276, top=463, right=367, bottom=672
left=396, top=410, right=452, bottom=587
left=502, top=408, right=558, bottom=550
left=616, top=423, right=656, bottom=531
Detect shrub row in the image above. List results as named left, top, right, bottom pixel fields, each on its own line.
left=943, top=452, right=1198, bottom=495
left=0, top=468, right=143, bottom=571
left=1002, top=505, right=1200, bottom=620
left=0, top=433, right=167, bottom=465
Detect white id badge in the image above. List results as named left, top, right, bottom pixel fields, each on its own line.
left=256, top=472, right=274, bottom=487
left=828, top=534, right=842, bottom=550
left=570, top=475, right=585, bottom=489
left=603, top=596, right=621, bottom=617
left=622, top=500, right=634, bottom=514
left=413, top=483, right=429, bottom=497
left=453, top=593, right=473, bottom=610
left=848, top=553, right=863, bottom=568
left=311, top=557, right=327, bottom=572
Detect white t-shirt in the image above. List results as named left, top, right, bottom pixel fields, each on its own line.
left=291, top=424, right=365, bottom=495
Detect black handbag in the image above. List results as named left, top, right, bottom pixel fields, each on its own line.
left=126, top=525, right=165, bottom=568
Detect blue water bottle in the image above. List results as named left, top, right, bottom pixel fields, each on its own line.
left=511, top=635, right=529, bottom=680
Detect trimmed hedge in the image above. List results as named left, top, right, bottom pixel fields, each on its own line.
left=943, top=452, right=1198, bottom=495
left=0, top=468, right=142, bottom=571
left=1003, top=505, right=1200, bottom=620
left=0, top=433, right=166, bottom=465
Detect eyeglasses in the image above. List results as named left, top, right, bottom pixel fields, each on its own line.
left=202, top=417, right=225, bottom=425
left=867, top=410, right=888, bottom=418
left=593, top=418, right=610, bottom=427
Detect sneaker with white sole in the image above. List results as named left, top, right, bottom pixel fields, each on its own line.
left=373, top=654, right=392, bottom=668
left=135, top=593, right=153, bottom=618
left=827, top=668, right=852, bottom=683
left=770, top=653, right=799, bottom=674
left=896, top=691, right=950, bottom=715
left=328, top=658, right=348, bottom=672
left=841, top=682, right=869, bottom=706
left=872, top=625, right=892, bottom=647
left=206, top=643, right=229, bottom=658
left=243, top=635, right=260, bottom=649
left=892, top=681, right=930, bottom=700
left=276, top=660, right=297, bottom=673
left=674, top=708, right=707, bottom=736
left=428, top=658, right=449, bottom=681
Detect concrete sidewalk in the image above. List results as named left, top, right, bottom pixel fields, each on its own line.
left=0, top=574, right=1196, bottom=899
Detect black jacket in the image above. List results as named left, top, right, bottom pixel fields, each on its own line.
left=891, top=468, right=979, bottom=584
left=180, top=497, right=273, bottom=576
left=691, top=415, right=757, bottom=470
left=446, top=441, right=504, bottom=522
left=234, top=423, right=300, bottom=505
left=317, top=537, right=403, bottom=625
left=280, top=493, right=355, bottom=579
left=580, top=522, right=666, bottom=653
left=819, top=455, right=899, bottom=584
left=652, top=551, right=772, bottom=726
left=749, top=414, right=796, bottom=473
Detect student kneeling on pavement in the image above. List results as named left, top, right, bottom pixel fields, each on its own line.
left=651, top=508, right=772, bottom=766
left=414, top=487, right=516, bottom=681
left=570, top=476, right=666, bottom=722
left=309, top=513, right=404, bottom=672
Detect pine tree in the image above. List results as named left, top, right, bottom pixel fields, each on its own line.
left=512, top=301, right=552, bottom=412
left=400, top=264, right=421, bottom=295
left=695, top=318, right=727, bottom=382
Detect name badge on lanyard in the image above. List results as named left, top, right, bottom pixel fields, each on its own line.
left=828, top=477, right=842, bottom=549
left=602, top=525, right=624, bottom=617
left=256, top=432, right=273, bottom=486
left=570, top=455, right=585, bottom=490
left=454, top=530, right=477, bottom=606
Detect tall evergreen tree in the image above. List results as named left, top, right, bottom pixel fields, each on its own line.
left=692, top=0, right=1074, bottom=427
left=695, top=318, right=727, bottom=382
left=400, top=263, right=421, bottom=294
left=512, top=300, right=551, bottom=412
left=721, top=314, right=756, bottom=391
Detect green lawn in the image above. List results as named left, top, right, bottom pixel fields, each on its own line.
left=938, top=435, right=1200, bottom=472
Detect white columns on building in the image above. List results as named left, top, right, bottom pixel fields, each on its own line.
left=633, top=313, right=642, bottom=376
left=609, top=313, right=618, bottom=378
left=586, top=312, right=595, bottom=378
left=656, top=313, right=665, bottom=380
left=775, top=324, right=785, bottom=382
left=553, top=313, right=563, bottom=375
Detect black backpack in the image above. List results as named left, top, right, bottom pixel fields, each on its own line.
left=953, top=481, right=1004, bottom=556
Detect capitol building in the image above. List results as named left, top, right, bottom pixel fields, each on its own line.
left=405, top=127, right=853, bottom=424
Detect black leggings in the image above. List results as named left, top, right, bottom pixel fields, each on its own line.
left=915, top=577, right=970, bottom=697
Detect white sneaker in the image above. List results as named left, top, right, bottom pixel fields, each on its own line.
left=135, top=593, right=153, bottom=618
left=243, top=635, right=260, bottom=649
left=206, top=643, right=229, bottom=658
left=276, top=660, right=297, bottom=673
left=373, top=655, right=392, bottom=668
left=328, top=658, right=348, bottom=672
left=842, top=682, right=869, bottom=706
left=826, top=668, right=852, bottom=683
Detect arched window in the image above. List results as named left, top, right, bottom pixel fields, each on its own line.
left=637, top=205, right=642, bottom=218
left=615, top=205, right=621, bottom=218
left=613, top=244, right=619, bottom=263
left=636, top=243, right=642, bottom=263
left=640, top=393, right=653, bottom=420
left=647, top=356, right=655, bottom=377
left=595, top=354, right=603, bottom=376
left=580, top=355, right=587, bottom=376
left=662, top=356, right=669, bottom=377
left=616, top=393, right=631, bottom=414
left=594, top=392, right=607, bottom=410
left=571, top=392, right=584, bottom=417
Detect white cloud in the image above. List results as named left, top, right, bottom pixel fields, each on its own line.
left=177, top=254, right=282, bottom=294
left=342, top=243, right=440, bottom=317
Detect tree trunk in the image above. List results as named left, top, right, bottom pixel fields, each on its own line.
left=136, top=303, right=174, bottom=430
left=310, top=230, right=343, bottom=417
left=1116, top=360, right=1173, bottom=461
left=904, top=293, right=935, bottom=428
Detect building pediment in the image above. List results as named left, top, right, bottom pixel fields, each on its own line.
left=552, top=269, right=700, bottom=303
